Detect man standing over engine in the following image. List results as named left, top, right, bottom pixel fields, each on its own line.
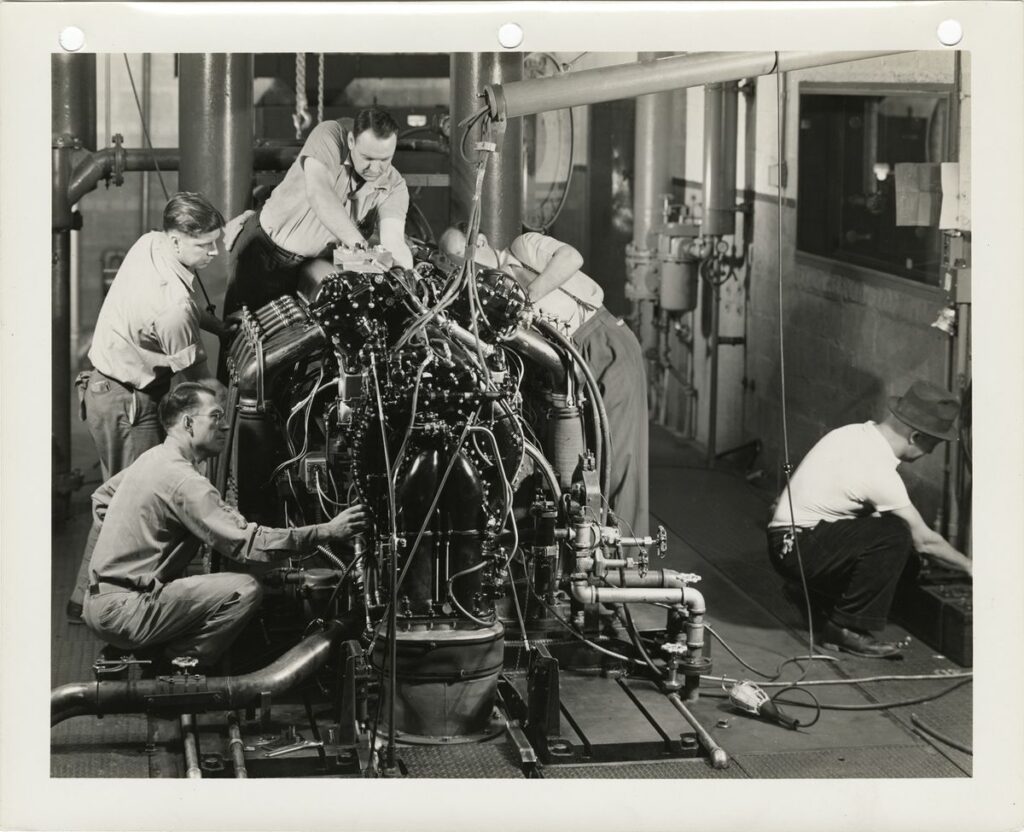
left=68, top=192, right=234, bottom=622
left=82, top=382, right=369, bottom=670
left=767, top=380, right=972, bottom=658
left=439, top=226, right=649, bottom=537
left=224, top=107, right=413, bottom=317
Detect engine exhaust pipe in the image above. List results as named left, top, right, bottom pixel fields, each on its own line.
left=50, top=621, right=344, bottom=726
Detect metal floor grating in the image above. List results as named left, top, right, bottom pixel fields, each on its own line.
left=731, top=744, right=964, bottom=778
left=397, top=738, right=526, bottom=778
left=542, top=758, right=744, bottom=778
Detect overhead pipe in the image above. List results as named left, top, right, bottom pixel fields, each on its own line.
left=485, top=51, right=904, bottom=120
left=450, top=53, right=524, bottom=250
left=50, top=621, right=343, bottom=726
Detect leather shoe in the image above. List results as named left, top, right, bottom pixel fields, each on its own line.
left=66, top=600, right=84, bottom=625
left=820, top=620, right=903, bottom=659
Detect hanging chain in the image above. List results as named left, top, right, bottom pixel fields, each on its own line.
left=293, top=52, right=312, bottom=139
left=317, top=53, right=325, bottom=124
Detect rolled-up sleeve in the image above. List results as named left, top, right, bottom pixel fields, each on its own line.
left=153, top=301, right=204, bottom=373
left=378, top=179, right=409, bottom=223
left=298, top=120, right=344, bottom=172
left=170, top=473, right=321, bottom=563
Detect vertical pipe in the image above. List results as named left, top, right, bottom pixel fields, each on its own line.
left=178, top=53, right=254, bottom=348
left=180, top=714, right=202, bottom=778
left=706, top=278, right=721, bottom=468
left=52, top=53, right=96, bottom=516
left=632, top=52, right=675, bottom=364
left=702, top=81, right=738, bottom=466
left=702, top=82, right=739, bottom=237
left=226, top=711, right=248, bottom=778
left=140, top=54, right=152, bottom=234
left=450, top=53, right=523, bottom=249
left=52, top=53, right=97, bottom=151
left=632, top=53, right=674, bottom=253
left=52, top=231, right=72, bottom=485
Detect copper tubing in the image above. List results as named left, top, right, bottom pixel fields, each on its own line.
left=50, top=621, right=344, bottom=726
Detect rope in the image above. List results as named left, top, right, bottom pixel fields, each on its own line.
left=294, top=53, right=312, bottom=139
left=317, top=53, right=325, bottom=124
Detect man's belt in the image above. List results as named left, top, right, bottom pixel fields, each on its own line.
left=89, top=578, right=149, bottom=596
left=94, top=368, right=170, bottom=399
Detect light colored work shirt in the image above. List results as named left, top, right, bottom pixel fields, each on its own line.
left=260, top=119, right=409, bottom=258
left=89, top=442, right=323, bottom=591
left=769, top=421, right=912, bottom=530
left=88, top=232, right=206, bottom=388
left=504, top=232, right=604, bottom=336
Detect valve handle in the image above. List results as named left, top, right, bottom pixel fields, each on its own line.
left=657, top=525, right=668, bottom=557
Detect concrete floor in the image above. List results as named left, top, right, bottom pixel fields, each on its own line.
left=50, top=415, right=972, bottom=778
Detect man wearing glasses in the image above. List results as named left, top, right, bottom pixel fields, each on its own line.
left=81, top=383, right=368, bottom=670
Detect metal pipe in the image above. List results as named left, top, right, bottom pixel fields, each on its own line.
left=632, top=53, right=674, bottom=252
left=180, top=714, right=203, bottom=778
left=50, top=621, right=343, bottom=725
left=140, top=54, right=152, bottom=234
left=179, top=53, right=254, bottom=365
left=702, top=83, right=739, bottom=237
left=450, top=53, right=523, bottom=249
left=536, top=319, right=612, bottom=512
left=503, top=326, right=566, bottom=383
left=226, top=711, right=248, bottom=778
left=706, top=274, right=721, bottom=468
left=665, top=692, right=729, bottom=769
left=52, top=231, right=72, bottom=482
left=522, top=440, right=563, bottom=503
left=52, top=53, right=97, bottom=151
left=486, top=51, right=904, bottom=120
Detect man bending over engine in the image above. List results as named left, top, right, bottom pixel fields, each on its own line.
left=767, top=380, right=971, bottom=659
left=439, top=225, right=649, bottom=537
left=224, top=107, right=413, bottom=317
left=82, top=382, right=368, bottom=670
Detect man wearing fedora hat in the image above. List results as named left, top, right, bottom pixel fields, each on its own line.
left=766, top=380, right=971, bottom=658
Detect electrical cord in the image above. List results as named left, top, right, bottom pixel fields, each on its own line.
left=704, top=622, right=837, bottom=682
left=911, top=712, right=972, bottom=755
left=122, top=54, right=169, bottom=201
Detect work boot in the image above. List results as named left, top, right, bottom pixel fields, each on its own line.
left=820, top=620, right=903, bottom=659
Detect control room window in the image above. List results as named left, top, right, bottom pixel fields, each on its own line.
left=796, top=87, right=952, bottom=286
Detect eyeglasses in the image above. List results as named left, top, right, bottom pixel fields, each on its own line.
left=196, top=410, right=227, bottom=426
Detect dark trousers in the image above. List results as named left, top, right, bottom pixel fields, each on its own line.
left=573, top=308, right=650, bottom=537
left=223, top=211, right=309, bottom=318
left=767, top=514, right=912, bottom=632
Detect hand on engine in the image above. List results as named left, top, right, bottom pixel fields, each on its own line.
left=323, top=504, right=370, bottom=542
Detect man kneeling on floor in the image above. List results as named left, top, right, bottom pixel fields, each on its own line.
left=83, top=382, right=369, bottom=671
left=766, top=380, right=971, bottom=659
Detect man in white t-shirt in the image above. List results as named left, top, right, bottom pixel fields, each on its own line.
left=767, top=380, right=971, bottom=658
left=439, top=225, right=649, bottom=537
